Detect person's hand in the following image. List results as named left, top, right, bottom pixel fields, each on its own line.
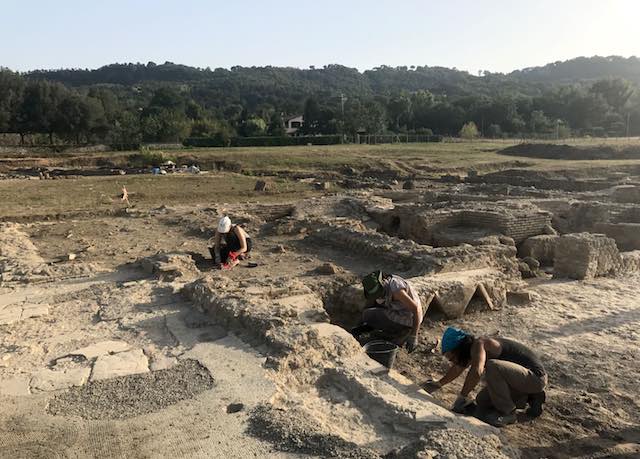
left=422, top=379, right=442, bottom=394
left=405, top=334, right=418, bottom=353
left=452, top=395, right=474, bottom=414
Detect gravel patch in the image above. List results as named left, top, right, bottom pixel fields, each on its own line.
left=47, top=359, right=214, bottom=420
left=248, top=404, right=380, bottom=459
left=384, top=428, right=516, bottom=459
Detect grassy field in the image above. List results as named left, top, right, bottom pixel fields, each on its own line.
left=154, top=138, right=640, bottom=174
left=3, top=138, right=640, bottom=218
left=3, top=138, right=640, bottom=174
left=0, top=173, right=312, bottom=218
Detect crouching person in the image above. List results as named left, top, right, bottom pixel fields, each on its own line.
left=209, top=216, right=252, bottom=269
left=351, top=270, right=423, bottom=353
left=423, top=327, right=547, bottom=427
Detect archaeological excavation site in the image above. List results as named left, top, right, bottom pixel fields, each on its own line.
left=1, top=144, right=640, bottom=458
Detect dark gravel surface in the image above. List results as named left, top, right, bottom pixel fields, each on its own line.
left=47, top=359, right=214, bottom=420
left=248, top=404, right=381, bottom=459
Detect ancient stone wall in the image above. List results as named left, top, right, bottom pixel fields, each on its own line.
left=308, top=224, right=519, bottom=277
left=459, top=209, right=551, bottom=244
left=594, top=223, right=640, bottom=251
left=334, top=269, right=509, bottom=321
left=614, top=206, right=640, bottom=223
left=562, top=202, right=613, bottom=233
left=518, top=235, right=559, bottom=265
left=468, top=170, right=615, bottom=192
left=612, top=185, right=640, bottom=204
left=553, top=233, right=622, bottom=280
left=372, top=204, right=551, bottom=246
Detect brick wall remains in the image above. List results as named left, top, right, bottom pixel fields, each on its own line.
left=594, top=222, right=640, bottom=251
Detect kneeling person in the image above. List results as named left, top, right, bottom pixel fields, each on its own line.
left=424, top=327, right=547, bottom=427
left=210, top=216, right=252, bottom=269
left=352, top=271, right=423, bottom=353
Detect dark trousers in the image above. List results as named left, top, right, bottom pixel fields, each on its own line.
left=476, top=359, right=547, bottom=414
left=209, top=238, right=252, bottom=263
left=362, top=307, right=412, bottom=344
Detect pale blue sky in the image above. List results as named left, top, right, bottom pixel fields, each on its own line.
left=2, top=0, right=639, bottom=74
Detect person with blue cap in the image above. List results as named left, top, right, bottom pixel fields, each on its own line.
left=351, top=270, right=424, bottom=352
left=422, top=326, right=547, bottom=427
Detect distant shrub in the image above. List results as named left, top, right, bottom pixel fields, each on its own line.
left=459, top=122, right=479, bottom=140
left=415, top=128, right=434, bottom=136
left=128, top=147, right=173, bottom=167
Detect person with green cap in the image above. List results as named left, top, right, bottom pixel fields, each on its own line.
left=351, top=270, right=423, bottom=352
left=422, top=326, right=547, bottom=427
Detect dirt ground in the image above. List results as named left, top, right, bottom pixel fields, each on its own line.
left=392, top=276, right=640, bottom=458
left=2, top=143, right=640, bottom=458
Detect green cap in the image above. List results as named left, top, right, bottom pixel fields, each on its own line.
left=362, top=270, right=384, bottom=299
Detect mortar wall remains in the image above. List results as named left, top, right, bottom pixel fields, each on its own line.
left=459, top=210, right=551, bottom=243
left=308, top=224, right=519, bottom=277
left=594, top=222, right=640, bottom=251
left=612, top=185, right=640, bottom=204
left=621, top=251, right=640, bottom=272
left=377, top=206, right=550, bottom=246
left=615, top=206, right=640, bottom=223
left=469, top=173, right=614, bottom=192
left=519, top=235, right=559, bottom=264
left=553, top=233, right=622, bottom=279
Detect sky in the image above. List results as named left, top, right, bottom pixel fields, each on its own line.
left=2, top=0, right=639, bottom=74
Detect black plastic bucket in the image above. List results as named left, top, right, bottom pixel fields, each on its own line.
left=363, top=340, right=398, bottom=368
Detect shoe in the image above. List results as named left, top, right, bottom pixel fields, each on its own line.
left=526, top=391, right=546, bottom=418
left=485, top=410, right=517, bottom=427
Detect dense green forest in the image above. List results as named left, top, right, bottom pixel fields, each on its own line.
left=1, top=56, right=639, bottom=146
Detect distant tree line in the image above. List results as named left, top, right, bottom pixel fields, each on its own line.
left=1, top=56, right=639, bottom=146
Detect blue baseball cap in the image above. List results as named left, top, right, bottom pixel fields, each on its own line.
left=441, top=327, right=469, bottom=354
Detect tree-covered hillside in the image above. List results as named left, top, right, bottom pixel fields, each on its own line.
left=1, top=56, right=639, bottom=146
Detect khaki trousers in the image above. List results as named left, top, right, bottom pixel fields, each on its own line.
left=475, top=359, right=547, bottom=414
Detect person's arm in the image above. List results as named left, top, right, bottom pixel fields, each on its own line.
left=393, top=289, right=422, bottom=352
left=460, top=340, right=487, bottom=397
left=438, top=364, right=466, bottom=386
left=392, top=289, right=421, bottom=337
left=423, top=363, right=466, bottom=393
left=235, top=226, right=248, bottom=253
left=213, top=231, right=221, bottom=263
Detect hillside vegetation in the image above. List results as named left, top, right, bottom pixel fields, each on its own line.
left=1, top=56, right=639, bottom=146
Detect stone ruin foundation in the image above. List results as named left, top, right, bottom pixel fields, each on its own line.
left=553, top=233, right=622, bottom=280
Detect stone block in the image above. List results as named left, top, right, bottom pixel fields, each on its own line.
left=0, top=375, right=31, bottom=396
left=553, top=233, right=622, bottom=280
left=0, top=306, right=22, bottom=325
left=91, top=349, right=149, bottom=381
left=67, top=340, right=131, bottom=360
left=519, top=235, right=559, bottom=265
left=20, top=303, right=49, bottom=319
left=621, top=251, right=640, bottom=273
left=612, top=185, right=640, bottom=203
left=31, top=367, right=91, bottom=391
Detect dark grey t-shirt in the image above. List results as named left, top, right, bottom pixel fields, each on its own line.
left=496, top=338, right=546, bottom=377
